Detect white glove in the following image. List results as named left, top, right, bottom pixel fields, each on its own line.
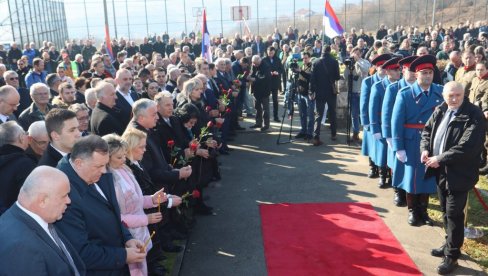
left=373, top=133, right=382, bottom=140
left=363, top=124, right=369, bottom=131
left=396, top=150, right=407, bottom=163
left=386, top=138, right=393, bottom=149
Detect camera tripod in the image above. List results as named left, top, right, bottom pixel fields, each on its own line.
left=276, top=74, right=298, bottom=145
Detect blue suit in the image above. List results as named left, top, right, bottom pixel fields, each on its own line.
left=56, top=156, right=132, bottom=276
left=391, top=82, right=444, bottom=193
left=369, top=77, right=393, bottom=167
left=0, top=203, right=86, bottom=275
left=360, top=73, right=382, bottom=157
left=382, top=78, right=412, bottom=170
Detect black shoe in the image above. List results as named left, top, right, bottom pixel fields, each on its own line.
left=273, top=117, right=281, bottom=122
left=295, top=133, right=307, bottom=139
left=437, top=256, right=458, bottom=275
left=249, top=124, right=262, bottom=129
left=431, top=244, right=446, bottom=258
left=148, top=263, right=166, bottom=276
left=408, top=209, right=421, bottom=226
left=162, top=243, right=183, bottom=253
left=367, top=167, right=379, bottom=178
left=261, top=126, right=269, bottom=131
left=394, top=189, right=407, bottom=207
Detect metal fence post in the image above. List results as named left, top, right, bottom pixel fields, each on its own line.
left=112, top=0, right=118, bottom=38
left=84, top=0, right=90, bottom=38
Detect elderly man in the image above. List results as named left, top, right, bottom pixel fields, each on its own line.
left=18, top=83, right=52, bottom=131
left=115, top=69, right=139, bottom=128
left=0, top=166, right=86, bottom=275
left=0, top=121, right=37, bottom=215
left=0, top=85, right=20, bottom=123
left=56, top=135, right=146, bottom=275
left=249, top=55, right=271, bottom=131
left=25, top=58, right=47, bottom=89
left=90, top=82, right=125, bottom=136
left=68, top=103, right=90, bottom=136
left=420, top=81, right=486, bottom=275
left=52, top=82, right=77, bottom=109
left=4, top=70, right=31, bottom=117
left=38, top=108, right=81, bottom=167
left=26, top=120, right=49, bottom=162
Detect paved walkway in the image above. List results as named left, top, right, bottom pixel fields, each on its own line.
left=179, top=111, right=486, bottom=275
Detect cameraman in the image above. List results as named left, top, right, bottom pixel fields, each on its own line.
left=284, top=46, right=303, bottom=115
left=295, top=51, right=314, bottom=141
left=344, top=47, right=371, bottom=141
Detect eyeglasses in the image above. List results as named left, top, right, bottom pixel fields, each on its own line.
left=77, top=116, right=90, bottom=121
left=8, top=77, right=18, bottom=81
left=32, top=137, right=49, bottom=147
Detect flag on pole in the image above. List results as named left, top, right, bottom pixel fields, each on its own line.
left=201, top=9, right=212, bottom=63
left=103, top=0, right=113, bottom=60
left=322, top=0, right=344, bottom=39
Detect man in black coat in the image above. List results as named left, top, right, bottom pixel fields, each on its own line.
left=56, top=135, right=146, bottom=275
left=262, top=46, right=284, bottom=122
left=249, top=55, right=271, bottom=131
left=420, top=81, right=486, bottom=275
left=0, top=166, right=86, bottom=275
left=39, top=108, right=81, bottom=167
left=310, top=46, right=341, bottom=146
left=0, top=121, right=37, bottom=215
left=7, top=43, right=22, bottom=70
left=3, top=70, right=31, bottom=117
left=115, top=69, right=139, bottom=128
left=90, top=82, right=126, bottom=136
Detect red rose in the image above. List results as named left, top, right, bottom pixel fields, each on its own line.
left=192, top=189, right=201, bottom=198
left=207, top=121, right=214, bottom=128
left=225, top=107, right=232, bottom=114
left=228, top=88, right=233, bottom=93
left=167, top=140, right=175, bottom=148
left=205, top=105, right=212, bottom=112
left=216, top=121, right=223, bottom=128
left=190, top=142, right=198, bottom=152
left=222, top=90, right=228, bottom=95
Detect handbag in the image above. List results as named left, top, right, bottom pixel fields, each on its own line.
left=320, top=59, right=340, bottom=95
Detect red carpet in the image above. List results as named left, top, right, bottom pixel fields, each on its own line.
left=259, top=202, right=422, bottom=276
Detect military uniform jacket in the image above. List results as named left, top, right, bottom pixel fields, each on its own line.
left=369, top=77, right=393, bottom=166
left=360, top=73, right=383, bottom=157
left=455, top=66, right=476, bottom=97
left=391, top=82, right=444, bottom=193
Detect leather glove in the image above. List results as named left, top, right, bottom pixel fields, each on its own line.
left=373, top=133, right=381, bottom=140
left=386, top=138, right=393, bottom=149
left=396, top=150, right=407, bottom=163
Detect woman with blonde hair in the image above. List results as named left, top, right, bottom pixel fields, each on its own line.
left=102, top=133, right=167, bottom=276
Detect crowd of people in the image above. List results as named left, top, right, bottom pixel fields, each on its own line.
left=0, top=19, right=488, bottom=275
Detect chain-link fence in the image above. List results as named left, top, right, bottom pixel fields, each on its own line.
left=1, top=0, right=487, bottom=46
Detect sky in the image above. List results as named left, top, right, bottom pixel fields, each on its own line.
left=0, top=0, right=357, bottom=43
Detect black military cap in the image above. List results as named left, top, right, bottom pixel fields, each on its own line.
left=371, top=54, right=392, bottom=67
left=382, top=57, right=401, bottom=70
left=409, top=55, right=437, bottom=72
left=399, top=55, right=417, bottom=70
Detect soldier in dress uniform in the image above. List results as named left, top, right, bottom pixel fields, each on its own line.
left=369, top=57, right=401, bottom=188
left=391, top=55, right=444, bottom=226
left=360, top=54, right=391, bottom=178
left=455, top=50, right=476, bottom=96
left=382, top=55, right=417, bottom=206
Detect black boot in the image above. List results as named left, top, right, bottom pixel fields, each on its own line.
left=406, top=193, right=421, bottom=226
left=367, top=159, right=379, bottom=178
left=394, top=188, right=407, bottom=207
left=378, top=167, right=390, bottom=188
left=418, top=194, right=434, bottom=226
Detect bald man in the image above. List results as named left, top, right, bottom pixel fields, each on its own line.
left=0, top=85, right=20, bottom=123
left=0, top=166, right=86, bottom=275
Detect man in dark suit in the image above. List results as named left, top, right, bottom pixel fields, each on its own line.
left=251, top=36, right=265, bottom=57
left=115, top=69, right=139, bottom=128
left=420, top=81, right=486, bottom=275
left=310, top=46, right=341, bottom=145
left=0, top=121, right=37, bottom=215
left=4, top=70, right=31, bottom=117
left=56, top=135, right=146, bottom=275
left=262, top=46, right=284, bottom=122
left=0, top=85, right=20, bottom=123
left=39, top=108, right=81, bottom=167
left=90, top=82, right=126, bottom=136
left=249, top=55, right=272, bottom=131
left=0, top=166, right=86, bottom=275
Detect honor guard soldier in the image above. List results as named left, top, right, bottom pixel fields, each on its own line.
left=360, top=53, right=391, bottom=178
left=391, top=55, right=444, bottom=226
left=382, top=55, right=417, bottom=206
left=369, top=56, right=401, bottom=188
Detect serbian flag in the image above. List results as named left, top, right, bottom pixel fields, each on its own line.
left=201, top=9, right=212, bottom=63
left=323, top=0, right=344, bottom=38
left=103, top=2, right=114, bottom=60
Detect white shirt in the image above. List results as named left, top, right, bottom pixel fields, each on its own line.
left=92, top=183, right=108, bottom=201
left=51, top=144, right=68, bottom=157
left=117, top=90, right=135, bottom=106
left=0, top=114, right=9, bottom=123
left=16, top=202, right=57, bottom=244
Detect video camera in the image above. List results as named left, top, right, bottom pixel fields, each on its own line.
left=343, top=58, right=359, bottom=81
left=289, top=59, right=300, bottom=73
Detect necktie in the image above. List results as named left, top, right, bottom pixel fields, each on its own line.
left=423, top=90, right=429, bottom=97
left=48, top=224, right=80, bottom=276
left=433, top=110, right=453, bottom=156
